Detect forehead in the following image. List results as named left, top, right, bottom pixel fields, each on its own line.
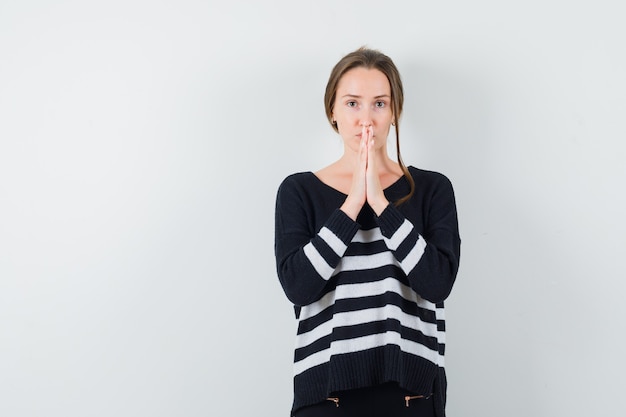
left=336, top=67, right=391, bottom=96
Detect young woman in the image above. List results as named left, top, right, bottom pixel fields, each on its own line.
left=274, top=47, right=461, bottom=417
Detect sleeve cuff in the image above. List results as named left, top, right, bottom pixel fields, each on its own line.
left=326, top=208, right=360, bottom=245
left=376, top=203, right=405, bottom=238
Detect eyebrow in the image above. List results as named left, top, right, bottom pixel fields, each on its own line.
left=341, top=94, right=391, bottom=99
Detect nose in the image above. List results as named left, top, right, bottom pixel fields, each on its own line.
left=359, top=108, right=373, bottom=127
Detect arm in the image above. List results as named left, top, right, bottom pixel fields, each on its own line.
left=274, top=177, right=360, bottom=306
left=376, top=175, right=461, bottom=303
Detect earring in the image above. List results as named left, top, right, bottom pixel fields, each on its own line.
left=391, top=121, right=396, bottom=126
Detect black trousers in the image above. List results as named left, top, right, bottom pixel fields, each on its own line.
left=293, top=382, right=436, bottom=417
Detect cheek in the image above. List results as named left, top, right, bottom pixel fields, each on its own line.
left=375, top=124, right=392, bottom=141
left=336, top=114, right=357, bottom=131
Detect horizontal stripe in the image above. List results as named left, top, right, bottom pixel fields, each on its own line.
left=383, top=219, right=413, bottom=250
left=329, top=320, right=426, bottom=343
left=352, top=227, right=384, bottom=243
left=319, top=226, right=347, bottom=255
left=303, top=241, right=334, bottom=280
left=298, top=292, right=437, bottom=335
left=337, top=278, right=435, bottom=309
left=295, top=304, right=439, bottom=349
left=298, top=278, right=436, bottom=322
left=344, top=240, right=389, bottom=256
left=331, top=264, right=406, bottom=285
left=295, top=320, right=441, bottom=362
left=337, top=296, right=435, bottom=322
left=299, top=290, right=336, bottom=321
left=294, top=334, right=332, bottom=361
left=294, top=330, right=442, bottom=376
left=334, top=252, right=400, bottom=275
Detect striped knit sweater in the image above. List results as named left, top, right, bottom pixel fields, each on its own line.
left=274, top=166, right=460, bottom=416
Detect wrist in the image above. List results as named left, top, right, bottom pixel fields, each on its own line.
left=340, top=198, right=363, bottom=221
left=370, top=197, right=389, bottom=216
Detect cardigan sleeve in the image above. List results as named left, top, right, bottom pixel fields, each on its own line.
left=274, top=176, right=360, bottom=306
left=376, top=174, right=461, bottom=303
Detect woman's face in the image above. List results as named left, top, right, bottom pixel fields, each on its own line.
left=332, top=67, right=393, bottom=153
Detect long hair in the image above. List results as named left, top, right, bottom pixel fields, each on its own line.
left=324, top=47, right=415, bottom=205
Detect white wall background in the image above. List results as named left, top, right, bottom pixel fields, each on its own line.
left=1, top=1, right=624, bottom=416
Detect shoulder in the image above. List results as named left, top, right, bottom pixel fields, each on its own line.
left=405, top=166, right=457, bottom=205
left=276, top=171, right=319, bottom=204
left=277, top=171, right=315, bottom=192
left=408, top=166, right=454, bottom=188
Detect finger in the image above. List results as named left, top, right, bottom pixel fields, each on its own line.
left=361, top=125, right=369, bottom=147
left=367, top=127, right=375, bottom=161
left=360, top=126, right=369, bottom=163
left=361, top=128, right=368, bottom=154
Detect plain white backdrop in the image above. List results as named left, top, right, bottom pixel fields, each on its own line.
left=1, top=1, right=625, bottom=416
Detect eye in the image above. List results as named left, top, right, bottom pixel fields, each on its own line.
left=346, top=100, right=357, bottom=108
left=375, top=101, right=386, bottom=108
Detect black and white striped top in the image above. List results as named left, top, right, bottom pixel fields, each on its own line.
left=274, top=167, right=460, bottom=416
